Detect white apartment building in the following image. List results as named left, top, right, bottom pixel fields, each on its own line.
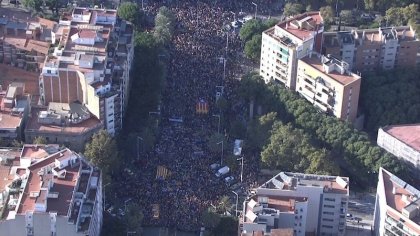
left=0, top=144, right=103, bottom=236
left=377, top=124, right=420, bottom=177
left=260, top=12, right=324, bottom=90
left=240, top=172, right=349, bottom=236
left=39, top=7, right=134, bottom=135
left=373, top=168, right=420, bottom=236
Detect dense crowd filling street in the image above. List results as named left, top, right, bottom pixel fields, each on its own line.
left=114, top=0, right=275, bottom=232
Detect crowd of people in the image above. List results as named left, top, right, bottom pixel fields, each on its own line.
left=114, top=0, right=279, bottom=232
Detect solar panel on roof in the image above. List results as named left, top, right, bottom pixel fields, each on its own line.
left=390, top=174, right=407, bottom=188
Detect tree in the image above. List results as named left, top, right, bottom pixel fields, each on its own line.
left=84, top=130, right=119, bottom=183
left=217, top=195, right=232, bottom=214
left=246, top=112, right=277, bottom=151
left=201, top=208, right=221, bottom=229
left=385, top=7, right=404, bottom=26
left=33, top=136, right=47, bottom=145
left=320, top=6, right=335, bottom=29
left=212, top=216, right=238, bottom=236
left=364, top=0, right=376, bottom=11
left=22, top=0, right=42, bottom=11
left=118, top=2, right=139, bottom=24
left=154, top=6, right=176, bottom=45
left=340, top=10, right=354, bottom=26
left=283, top=3, right=304, bottom=17
left=239, top=19, right=265, bottom=41
left=244, top=34, right=262, bottom=61
left=125, top=202, right=143, bottom=234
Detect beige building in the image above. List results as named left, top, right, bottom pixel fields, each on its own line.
left=260, top=12, right=324, bottom=89
left=0, top=144, right=103, bottom=236
left=0, top=83, right=31, bottom=141
left=39, top=7, right=134, bottom=136
left=373, top=168, right=420, bottom=236
left=240, top=172, right=349, bottom=236
left=377, top=124, right=420, bottom=176
left=24, top=104, right=103, bottom=152
left=322, top=26, right=420, bottom=72
left=296, top=53, right=361, bottom=122
left=0, top=8, right=56, bottom=72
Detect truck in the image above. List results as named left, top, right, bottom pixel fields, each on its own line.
left=215, top=166, right=230, bottom=177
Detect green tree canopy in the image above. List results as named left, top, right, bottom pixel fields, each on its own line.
left=340, top=10, right=354, bottom=26
left=125, top=202, right=143, bottom=234
left=239, top=19, right=266, bottom=42
left=33, top=136, right=47, bottom=145
left=201, top=208, right=221, bottom=229
left=283, top=3, right=304, bottom=17
left=118, top=2, right=139, bottom=24
left=22, top=0, right=42, bottom=11
left=320, top=6, right=335, bottom=29
left=84, top=130, right=119, bottom=183
left=244, top=34, right=262, bottom=61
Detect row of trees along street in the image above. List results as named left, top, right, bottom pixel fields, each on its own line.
left=82, top=3, right=176, bottom=236
left=236, top=72, right=414, bottom=190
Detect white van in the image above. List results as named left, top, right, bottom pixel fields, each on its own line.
left=215, top=166, right=230, bottom=177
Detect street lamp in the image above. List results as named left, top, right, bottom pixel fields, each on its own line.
left=217, top=141, right=224, bottom=165
left=212, top=114, right=221, bottom=134
left=237, top=156, right=244, bottom=183
left=251, top=2, right=258, bottom=19
left=137, top=136, right=143, bottom=160
left=232, top=191, right=239, bottom=217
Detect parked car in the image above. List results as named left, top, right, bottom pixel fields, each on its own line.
left=224, top=176, right=235, bottom=185
left=215, top=166, right=230, bottom=177
left=210, top=163, right=220, bottom=171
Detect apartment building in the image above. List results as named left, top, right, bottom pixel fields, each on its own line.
left=260, top=12, right=324, bottom=89
left=0, top=9, right=56, bottom=72
left=0, top=144, right=103, bottom=236
left=296, top=53, right=361, bottom=122
left=240, top=171, right=349, bottom=236
left=38, top=7, right=134, bottom=135
left=322, top=26, right=420, bottom=71
left=377, top=124, right=420, bottom=177
left=373, top=168, right=420, bottom=236
left=0, top=83, right=31, bottom=141
left=24, top=104, right=103, bottom=152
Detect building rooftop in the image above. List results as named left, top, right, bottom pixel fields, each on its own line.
left=26, top=107, right=102, bottom=135
left=380, top=168, right=420, bottom=234
left=382, top=124, right=420, bottom=152
left=260, top=171, right=349, bottom=195
left=301, top=53, right=361, bottom=85
left=276, top=12, right=323, bottom=41
left=0, top=143, right=101, bottom=231
left=0, top=83, right=29, bottom=130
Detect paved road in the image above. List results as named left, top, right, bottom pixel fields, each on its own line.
left=346, top=192, right=376, bottom=235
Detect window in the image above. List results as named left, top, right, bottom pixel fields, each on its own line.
left=322, top=225, right=333, bottom=229
left=322, top=218, right=334, bottom=222
left=323, top=211, right=334, bottom=215
left=108, top=120, right=114, bottom=123
left=324, top=198, right=335, bottom=202
left=324, top=204, right=335, bottom=208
